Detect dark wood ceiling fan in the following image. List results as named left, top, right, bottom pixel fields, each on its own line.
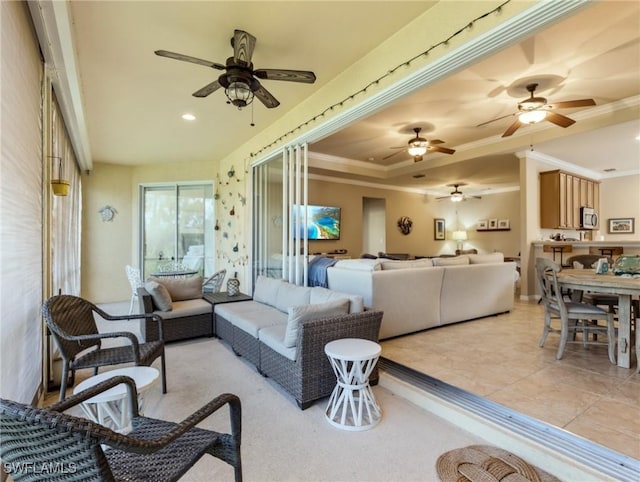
left=155, top=29, right=316, bottom=109
left=477, top=83, right=596, bottom=137
left=383, top=127, right=455, bottom=162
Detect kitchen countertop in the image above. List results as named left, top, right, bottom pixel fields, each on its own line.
left=532, top=240, right=640, bottom=247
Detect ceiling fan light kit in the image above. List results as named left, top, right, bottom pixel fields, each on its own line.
left=518, top=109, right=547, bottom=124
left=407, top=127, right=428, bottom=157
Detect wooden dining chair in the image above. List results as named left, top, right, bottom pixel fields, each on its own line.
left=535, top=257, right=616, bottom=363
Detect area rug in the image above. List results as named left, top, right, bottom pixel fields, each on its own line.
left=436, top=444, right=561, bottom=482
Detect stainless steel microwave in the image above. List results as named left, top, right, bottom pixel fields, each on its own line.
left=580, top=207, right=598, bottom=229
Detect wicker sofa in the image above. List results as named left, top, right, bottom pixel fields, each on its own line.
left=137, top=276, right=213, bottom=343
left=214, top=276, right=383, bottom=409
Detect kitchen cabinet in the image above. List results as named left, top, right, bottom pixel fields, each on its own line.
left=540, top=170, right=599, bottom=229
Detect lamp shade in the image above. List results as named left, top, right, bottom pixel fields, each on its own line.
left=452, top=230, right=467, bottom=241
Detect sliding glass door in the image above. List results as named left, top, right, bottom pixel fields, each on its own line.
left=252, top=144, right=308, bottom=286
left=140, top=183, right=214, bottom=279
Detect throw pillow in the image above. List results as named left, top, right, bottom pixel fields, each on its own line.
left=144, top=280, right=173, bottom=311
left=253, top=276, right=283, bottom=306
left=147, top=276, right=202, bottom=301
left=433, top=256, right=470, bottom=266
left=284, top=299, right=350, bottom=348
left=468, top=253, right=504, bottom=264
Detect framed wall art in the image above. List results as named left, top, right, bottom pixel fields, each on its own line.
left=608, top=218, right=634, bottom=234
left=498, top=219, right=510, bottom=229
left=434, top=218, right=445, bottom=240
left=488, top=219, right=498, bottom=229
left=477, top=220, right=488, bottom=230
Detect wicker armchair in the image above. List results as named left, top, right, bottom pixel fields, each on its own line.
left=0, top=376, right=242, bottom=482
left=43, top=295, right=167, bottom=401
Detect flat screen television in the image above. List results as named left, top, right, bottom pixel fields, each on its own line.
left=292, top=204, right=341, bottom=240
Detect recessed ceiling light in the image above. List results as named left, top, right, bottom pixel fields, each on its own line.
left=181, top=113, right=196, bottom=121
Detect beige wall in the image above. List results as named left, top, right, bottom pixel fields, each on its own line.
left=599, top=174, right=640, bottom=242
left=308, top=178, right=521, bottom=258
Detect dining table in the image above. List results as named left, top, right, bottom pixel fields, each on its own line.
left=150, top=269, right=198, bottom=278
left=557, top=269, right=639, bottom=369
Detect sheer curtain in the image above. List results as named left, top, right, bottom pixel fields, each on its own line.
left=49, top=93, right=82, bottom=297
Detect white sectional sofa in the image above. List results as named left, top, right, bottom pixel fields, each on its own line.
left=326, top=253, right=516, bottom=339
left=213, top=276, right=383, bottom=409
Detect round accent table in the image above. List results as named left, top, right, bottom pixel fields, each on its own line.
left=73, top=366, right=159, bottom=434
left=324, top=338, right=381, bottom=431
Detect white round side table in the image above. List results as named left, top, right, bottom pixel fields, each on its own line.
left=324, top=338, right=381, bottom=431
left=73, top=366, right=159, bottom=434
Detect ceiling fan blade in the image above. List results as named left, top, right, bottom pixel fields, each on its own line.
left=253, top=82, right=280, bottom=108
left=232, top=30, right=256, bottom=66
left=428, top=145, right=455, bottom=155
left=548, top=98, right=595, bottom=109
left=476, top=112, right=516, bottom=127
left=155, top=50, right=225, bottom=70
left=502, top=119, right=522, bottom=137
left=254, top=69, right=316, bottom=83
left=192, top=80, right=222, bottom=98
left=429, top=139, right=444, bottom=145
left=545, top=111, right=575, bottom=128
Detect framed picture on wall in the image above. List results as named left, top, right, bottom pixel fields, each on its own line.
left=488, top=219, right=498, bottom=229
left=477, top=220, right=488, bottom=230
left=434, top=218, right=445, bottom=240
left=498, top=219, right=510, bottom=229
left=608, top=218, right=634, bottom=234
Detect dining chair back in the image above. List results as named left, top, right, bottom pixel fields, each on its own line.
left=203, top=269, right=226, bottom=293
left=535, top=257, right=616, bottom=363
left=565, top=255, right=618, bottom=313
left=126, top=265, right=143, bottom=314
left=0, top=376, right=242, bottom=482
left=42, top=295, right=167, bottom=401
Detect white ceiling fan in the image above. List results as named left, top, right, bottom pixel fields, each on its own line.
left=436, top=183, right=482, bottom=202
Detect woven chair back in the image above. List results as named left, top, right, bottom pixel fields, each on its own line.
left=0, top=399, right=114, bottom=481
left=42, top=295, right=102, bottom=360
left=203, top=269, right=226, bottom=293
left=125, top=264, right=143, bottom=290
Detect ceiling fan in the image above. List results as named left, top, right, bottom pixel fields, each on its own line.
left=436, top=183, right=481, bottom=202
left=477, top=82, right=596, bottom=137
left=155, top=29, right=316, bottom=109
left=383, top=127, right=456, bottom=162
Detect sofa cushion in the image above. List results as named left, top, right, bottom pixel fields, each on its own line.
left=259, top=324, right=297, bottom=361
left=333, top=259, right=382, bottom=271
left=275, top=283, right=311, bottom=313
left=380, top=258, right=433, bottom=270
left=232, top=309, right=287, bottom=338
left=309, top=287, right=364, bottom=313
left=144, top=280, right=173, bottom=311
left=253, top=276, right=283, bottom=307
left=432, top=256, right=469, bottom=266
left=284, top=299, right=350, bottom=348
left=154, top=299, right=212, bottom=319
left=468, top=253, right=504, bottom=264
left=148, top=276, right=203, bottom=301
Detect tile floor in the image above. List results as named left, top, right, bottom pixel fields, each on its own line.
left=380, top=298, right=640, bottom=459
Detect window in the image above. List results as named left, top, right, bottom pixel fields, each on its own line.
left=140, top=183, right=214, bottom=279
